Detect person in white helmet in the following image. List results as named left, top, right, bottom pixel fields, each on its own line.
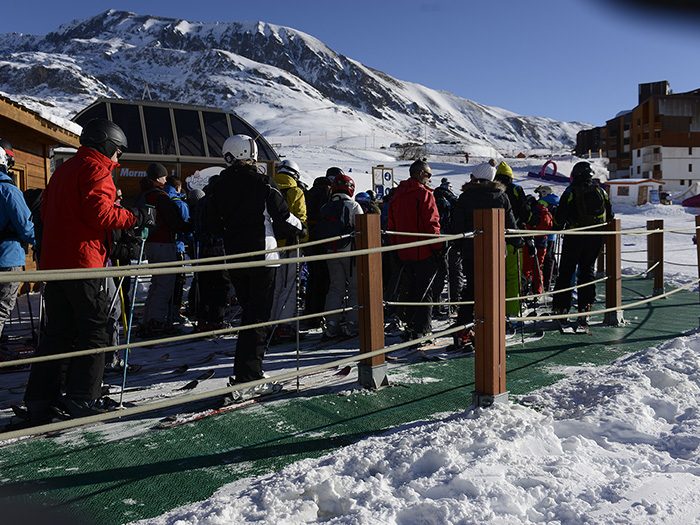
left=206, top=135, right=302, bottom=395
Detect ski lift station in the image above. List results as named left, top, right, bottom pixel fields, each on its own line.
left=55, top=98, right=280, bottom=200
left=606, top=178, right=665, bottom=206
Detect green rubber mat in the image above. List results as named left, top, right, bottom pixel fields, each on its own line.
left=0, top=278, right=697, bottom=524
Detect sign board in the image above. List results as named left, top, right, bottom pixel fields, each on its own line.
left=372, top=165, right=393, bottom=198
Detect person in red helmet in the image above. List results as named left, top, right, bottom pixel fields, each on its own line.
left=314, top=173, right=364, bottom=338
left=388, top=159, right=442, bottom=342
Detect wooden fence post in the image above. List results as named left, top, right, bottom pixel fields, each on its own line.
left=356, top=213, right=388, bottom=389
left=647, top=219, right=664, bottom=295
left=473, top=208, right=507, bottom=407
left=604, top=218, right=624, bottom=326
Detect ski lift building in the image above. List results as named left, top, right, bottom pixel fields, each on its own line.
left=606, top=178, right=664, bottom=206
left=58, top=98, right=279, bottom=199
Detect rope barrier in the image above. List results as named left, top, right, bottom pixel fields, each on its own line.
left=505, top=227, right=660, bottom=238
left=665, top=260, right=699, bottom=268
left=0, top=307, right=354, bottom=369
left=621, top=261, right=659, bottom=279
left=510, top=277, right=700, bottom=323
left=383, top=230, right=452, bottom=238
left=0, top=322, right=474, bottom=442
left=0, top=232, right=477, bottom=284
left=385, top=300, right=475, bottom=306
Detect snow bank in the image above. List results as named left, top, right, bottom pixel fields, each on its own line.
left=136, top=332, right=700, bottom=525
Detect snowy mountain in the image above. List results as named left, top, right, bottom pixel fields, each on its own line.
left=0, top=9, right=587, bottom=155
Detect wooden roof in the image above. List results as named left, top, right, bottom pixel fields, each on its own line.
left=0, top=94, right=80, bottom=147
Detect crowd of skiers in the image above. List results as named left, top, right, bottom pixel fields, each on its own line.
left=0, top=117, right=613, bottom=426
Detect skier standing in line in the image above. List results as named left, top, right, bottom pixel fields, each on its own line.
left=388, top=159, right=442, bottom=342
left=0, top=140, right=35, bottom=345
left=23, top=119, right=154, bottom=422
left=535, top=185, right=560, bottom=291
left=270, top=159, right=308, bottom=343
left=137, top=163, right=190, bottom=337
left=164, top=175, right=190, bottom=323
left=450, top=162, right=519, bottom=348
left=315, top=173, right=363, bottom=338
left=303, top=176, right=333, bottom=328
left=551, top=162, right=613, bottom=328
left=494, top=161, right=531, bottom=327
left=206, top=135, right=302, bottom=394
left=432, top=177, right=464, bottom=316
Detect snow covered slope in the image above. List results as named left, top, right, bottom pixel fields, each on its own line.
left=0, top=9, right=587, bottom=155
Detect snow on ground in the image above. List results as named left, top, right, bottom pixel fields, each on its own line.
left=135, top=332, right=700, bottom=525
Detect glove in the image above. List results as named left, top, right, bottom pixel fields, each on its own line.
left=129, top=206, right=157, bottom=231
left=526, top=238, right=536, bottom=257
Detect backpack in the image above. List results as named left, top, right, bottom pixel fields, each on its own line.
left=572, top=184, right=607, bottom=226
left=313, top=198, right=354, bottom=252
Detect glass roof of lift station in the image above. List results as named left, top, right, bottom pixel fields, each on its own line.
left=73, top=98, right=279, bottom=163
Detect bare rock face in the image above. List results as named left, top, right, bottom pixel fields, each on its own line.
left=0, top=9, right=587, bottom=151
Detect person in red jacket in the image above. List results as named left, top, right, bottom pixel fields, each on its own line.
left=388, top=159, right=442, bottom=341
left=23, top=118, right=153, bottom=424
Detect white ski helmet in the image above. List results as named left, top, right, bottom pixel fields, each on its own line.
left=0, top=147, right=8, bottom=171
left=222, top=134, right=258, bottom=164
left=276, top=159, right=301, bottom=179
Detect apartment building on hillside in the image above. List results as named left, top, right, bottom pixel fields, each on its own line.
left=576, top=81, right=700, bottom=194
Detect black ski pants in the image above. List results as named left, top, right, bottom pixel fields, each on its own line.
left=228, top=266, right=275, bottom=382
left=402, top=257, right=438, bottom=336
left=457, top=247, right=476, bottom=325
left=552, top=234, right=604, bottom=312
left=24, top=279, right=109, bottom=404
left=304, top=259, right=329, bottom=324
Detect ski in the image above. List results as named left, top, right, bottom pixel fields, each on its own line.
left=154, top=383, right=285, bottom=430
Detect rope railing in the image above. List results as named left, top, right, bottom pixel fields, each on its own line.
left=0, top=232, right=478, bottom=284
left=382, top=230, right=453, bottom=238
left=621, top=261, right=659, bottom=279
left=0, top=322, right=474, bottom=442
left=0, top=307, right=355, bottom=369
left=506, top=227, right=660, bottom=238
left=665, top=260, right=699, bottom=268
left=385, top=299, right=475, bottom=306
left=25, top=234, right=356, bottom=276
left=509, top=277, right=700, bottom=323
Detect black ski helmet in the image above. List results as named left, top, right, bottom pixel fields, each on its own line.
left=570, top=161, right=594, bottom=183
left=79, top=118, right=128, bottom=159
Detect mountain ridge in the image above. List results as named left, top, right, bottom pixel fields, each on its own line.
left=0, top=9, right=588, bottom=155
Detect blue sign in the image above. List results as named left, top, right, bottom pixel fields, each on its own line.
left=384, top=172, right=392, bottom=182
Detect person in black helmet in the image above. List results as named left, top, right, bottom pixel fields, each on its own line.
left=551, top=161, right=613, bottom=328
left=22, top=118, right=155, bottom=424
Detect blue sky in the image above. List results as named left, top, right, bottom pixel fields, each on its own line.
left=4, top=0, right=698, bottom=125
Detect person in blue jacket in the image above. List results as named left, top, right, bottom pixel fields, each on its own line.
left=0, top=140, right=35, bottom=343
left=164, top=175, right=191, bottom=322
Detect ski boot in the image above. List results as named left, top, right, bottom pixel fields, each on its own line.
left=448, top=327, right=474, bottom=352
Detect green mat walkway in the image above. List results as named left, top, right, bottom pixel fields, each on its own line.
left=0, top=278, right=698, bottom=524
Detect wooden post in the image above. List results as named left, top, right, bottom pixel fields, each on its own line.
left=647, top=219, right=664, bottom=295
left=355, top=213, right=388, bottom=389
left=604, top=218, right=624, bottom=326
left=473, top=208, right=507, bottom=407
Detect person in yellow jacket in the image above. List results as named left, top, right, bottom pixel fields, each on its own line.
left=494, top=161, right=531, bottom=328
left=270, top=160, right=309, bottom=343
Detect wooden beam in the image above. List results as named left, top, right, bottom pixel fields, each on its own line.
left=647, top=219, right=664, bottom=295
left=355, top=213, right=387, bottom=389
left=473, top=208, right=507, bottom=405
left=604, top=218, right=624, bottom=325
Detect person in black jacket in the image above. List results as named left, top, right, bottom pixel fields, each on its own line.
left=433, top=178, right=463, bottom=314
left=206, top=135, right=302, bottom=388
left=302, top=176, right=332, bottom=327
left=551, top=161, right=613, bottom=327
left=450, top=163, right=519, bottom=348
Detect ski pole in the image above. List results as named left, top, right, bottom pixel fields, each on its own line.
left=295, top=242, right=301, bottom=393
left=22, top=269, right=38, bottom=347
left=119, top=236, right=147, bottom=408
